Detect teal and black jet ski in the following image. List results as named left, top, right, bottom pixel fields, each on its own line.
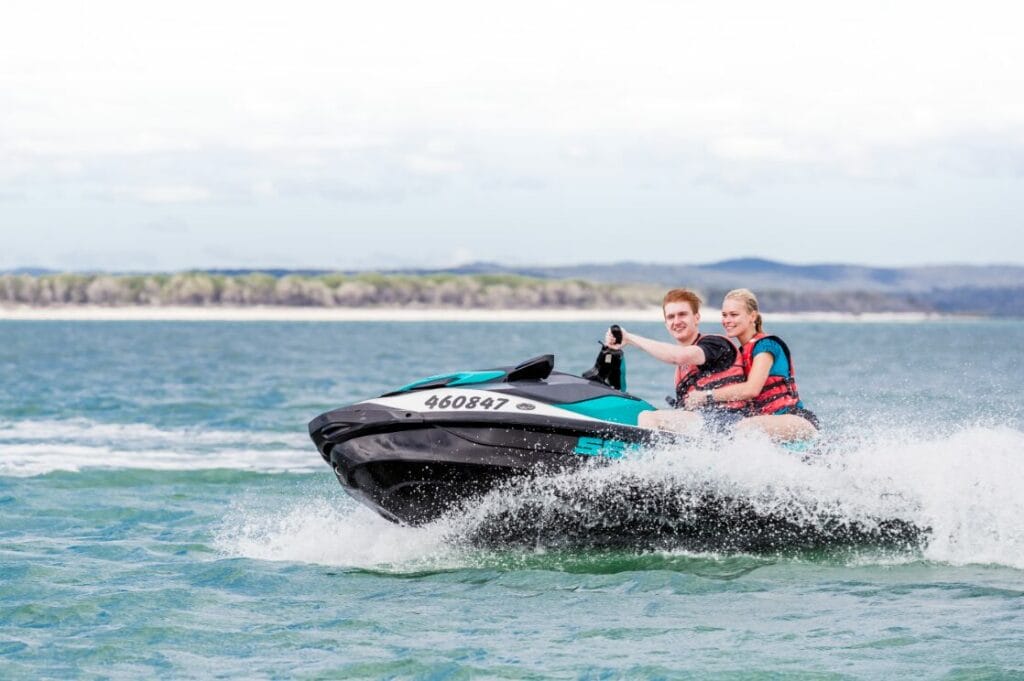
left=309, top=335, right=656, bottom=525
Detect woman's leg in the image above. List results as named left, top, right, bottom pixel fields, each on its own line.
left=735, top=414, right=817, bottom=442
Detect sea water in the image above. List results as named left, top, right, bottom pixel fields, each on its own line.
left=2, top=319, right=1023, bottom=679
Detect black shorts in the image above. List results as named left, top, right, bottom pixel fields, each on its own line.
left=699, top=406, right=820, bottom=433
left=788, top=407, right=820, bottom=430
left=700, top=408, right=746, bottom=434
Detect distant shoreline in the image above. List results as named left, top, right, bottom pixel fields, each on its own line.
left=0, top=305, right=960, bottom=323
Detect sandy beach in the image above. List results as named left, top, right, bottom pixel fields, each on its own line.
left=0, top=305, right=953, bottom=323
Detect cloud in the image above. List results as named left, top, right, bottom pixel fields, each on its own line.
left=143, top=217, right=191, bottom=234
left=123, top=185, right=212, bottom=204
left=445, top=247, right=476, bottom=267
left=3, top=0, right=1024, bottom=270
left=3, top=1, right=1023, bottom=191
left=403, top=153, right=463, bottom=177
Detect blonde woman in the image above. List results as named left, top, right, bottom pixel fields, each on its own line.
left=684, top=288, right=818, bottom=441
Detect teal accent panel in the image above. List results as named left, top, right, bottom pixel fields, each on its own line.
left=449, top=371, right=506, bottom=386
left=558, top=395, right=654, bottom=425
left=572, top=436, right=642, bottom=459
left=396, top=370, right=505, bottom=392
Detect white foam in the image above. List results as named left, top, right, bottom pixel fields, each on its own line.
left=0, top=418, right=317, bottom=476
left=7, top=416, right=1024, bottom=570
left=0, top=418, right=308, bottom=447
left=214, top=495, right=457, bottom=571
left=447, top=425, right=1024, bottom=570
left=210, top=427, right=1024, bottom=572
left=850, top=426, right=1024, bottom=569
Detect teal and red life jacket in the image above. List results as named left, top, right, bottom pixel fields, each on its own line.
left=740, top=333, right=802, bottom=415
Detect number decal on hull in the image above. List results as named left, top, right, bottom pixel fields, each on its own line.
left=423, top=394, right=509, bottom=410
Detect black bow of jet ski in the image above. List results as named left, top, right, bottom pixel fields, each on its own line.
left=308, top=348, right=657, bottom=525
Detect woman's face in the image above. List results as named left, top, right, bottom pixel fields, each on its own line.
left=721, top=297, right=756, bottom=339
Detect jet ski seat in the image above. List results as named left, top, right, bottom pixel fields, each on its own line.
left=506, top=354, right=555, bottom=382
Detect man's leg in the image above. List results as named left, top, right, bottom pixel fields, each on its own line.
left=638, top=409, right=703, bottom=434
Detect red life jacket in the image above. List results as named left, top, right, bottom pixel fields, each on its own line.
left=740, top=333, right=802, bottom=415
left=674, top=334, right=747, bottom=411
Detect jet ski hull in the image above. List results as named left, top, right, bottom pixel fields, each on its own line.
left=310, top=401, right=651, bottom=525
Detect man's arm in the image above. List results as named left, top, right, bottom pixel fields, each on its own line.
left=606, top=328, right=706, bottom=366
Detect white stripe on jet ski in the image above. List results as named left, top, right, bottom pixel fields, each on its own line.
left=364, top=389, right=604, bottom=422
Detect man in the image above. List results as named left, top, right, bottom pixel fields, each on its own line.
left=605, top=288, right=746, bottom=432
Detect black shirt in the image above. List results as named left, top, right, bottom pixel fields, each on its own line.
left=695, top=334, right=737, bottom=372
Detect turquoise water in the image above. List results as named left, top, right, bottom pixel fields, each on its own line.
left=2, top=320, right=1023, bottom=679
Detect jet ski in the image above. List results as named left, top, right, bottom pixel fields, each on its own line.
left=308, top=329, right=929, bottom=552
left=308, top=327, right=660, bottom=525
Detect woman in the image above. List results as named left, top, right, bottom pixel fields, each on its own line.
left=684, top=288, right=818, bottom=441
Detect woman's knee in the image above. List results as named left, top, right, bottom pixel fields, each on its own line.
left=736, top=414, right=816, bottom=442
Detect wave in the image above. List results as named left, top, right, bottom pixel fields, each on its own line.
left=215, top=425, right=1024, bottom=571
left=451, top=425, right=1024, bottom=569
left=8, top=417, right=1024, bottom=570
left=215, top=494, right=458, bottom=571
left=0, top=418, right=318, bottom=476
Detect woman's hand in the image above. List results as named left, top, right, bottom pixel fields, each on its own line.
left=683, top=390, right=707, bottom=411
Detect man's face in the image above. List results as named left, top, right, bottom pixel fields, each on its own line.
left=663, top=300, right=700, bottom=344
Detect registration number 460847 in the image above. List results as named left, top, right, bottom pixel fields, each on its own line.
left=422, top=394, right=509, bottom=410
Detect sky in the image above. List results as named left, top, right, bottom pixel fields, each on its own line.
left=2, top=0, right=1024, bottom=271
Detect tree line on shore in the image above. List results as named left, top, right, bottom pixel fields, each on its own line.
left=2, top=271, right=993, bottom=313
left=0, top=272, right=661, bottom=309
